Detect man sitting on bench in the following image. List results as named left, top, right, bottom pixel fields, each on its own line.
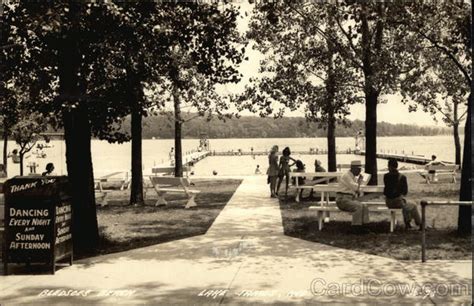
left=425, top=155, right=446, bottom=182
left=336, top=160, right=369, bottom=225
left=384, top=158, right=421, bottom=230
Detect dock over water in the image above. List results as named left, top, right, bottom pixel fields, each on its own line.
left=152, top=151, right=210, bottom=174
left=210, top=149, right=355, bottom=156
left=355, top=151, right=440, bottom=165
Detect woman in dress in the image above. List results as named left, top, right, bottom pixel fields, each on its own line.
left=267, top=145, right=279, bottom=197
left=277, top=147, right=296, bottom=197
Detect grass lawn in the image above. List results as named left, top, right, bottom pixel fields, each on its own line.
left=279, top=172, right=471, bottom=260
left=93, top=178, right=242, bottom=257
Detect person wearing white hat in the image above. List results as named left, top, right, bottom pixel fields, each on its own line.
left=336, top=160, right=369, bottom=225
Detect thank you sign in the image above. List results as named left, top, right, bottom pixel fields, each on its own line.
left=3, top=176, right=73, bottom=274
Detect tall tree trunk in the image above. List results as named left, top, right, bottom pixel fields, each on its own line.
left=360, top=4, right=383, bottom=185
left=173, top=89, right=183, bottom=178
left=327, top=116, right=337, bottom=172
left=63, top=107, right=99, bottom=254
left=3, top=127, right=8, bottom=175
left=325, top=40, right=337, bottom=173
left=130, top=105, right=144, bottom=206
left=457, top=94, right=471, bottom=235
left=453, top=122, right=461, bottom=165
left=453, top=100, right=461, bottom=165
left=59, top=31, right=99, bottom=255
left=364, top=90, right=378, bottom=185
left=19, top=152, right=24, bottom=176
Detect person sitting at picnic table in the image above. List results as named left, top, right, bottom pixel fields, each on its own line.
left=336, top=160, right=369, bottom=226
left=291, top=160, right=308, bottom=199
left=308, top=159, right=328, bottom=199
left=276, top=146, right=296, bottom=197
left=292, top=160, right=306, bottom=182
left=42, top=163, right=55, bottom=176
left=8, top=149, right=21, bottom=163
left=384, top=158, right=421, bottom=230
left=314, top=159, right=326, bottom=173
left=424, top=155, right=446, bottom=182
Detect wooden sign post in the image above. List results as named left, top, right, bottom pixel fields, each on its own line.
left=3, top=176, right=73, bottom=275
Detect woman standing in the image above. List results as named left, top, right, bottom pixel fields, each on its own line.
left=267, top=145, right=279, bottom=197
left=277, top=147, right=296, bottom=197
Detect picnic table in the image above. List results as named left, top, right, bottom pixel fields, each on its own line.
left=94, top=172, right=131, bottom=206
left=289, top=173, right=397, bottom=231
left=289, top=172, right=343, bottom=202
left=308, top=185, right=395, bottom=231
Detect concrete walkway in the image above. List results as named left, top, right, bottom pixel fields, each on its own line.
left=0, top=176, right=471, bottom=305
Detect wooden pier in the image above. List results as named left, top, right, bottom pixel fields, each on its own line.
left=210, top=149, right=355, bottom=156
left=152, top=151, right=210, bottom=175
left=354, top=150, right=451, bottom=165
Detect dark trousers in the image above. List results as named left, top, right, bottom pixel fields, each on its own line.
left=386, top=196, right=421, bottom=226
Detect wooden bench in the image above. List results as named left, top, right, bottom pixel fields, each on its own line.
left=419, top=164, right=459, bottom=184
left=149, top=176, right=200, bottom=209
left=309, top=201, right=399, bottom=232
left=151, top=165, right=191, bottom=177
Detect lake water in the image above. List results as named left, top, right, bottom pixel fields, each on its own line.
left=0, top=135, right=461, bottom=177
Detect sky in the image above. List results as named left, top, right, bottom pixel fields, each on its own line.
left=214, top=1, right=450, bottom=127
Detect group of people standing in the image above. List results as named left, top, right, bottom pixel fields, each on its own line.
left=267, top=145, right=299, bottom=198
left=267, top=145, right=327, bottom=198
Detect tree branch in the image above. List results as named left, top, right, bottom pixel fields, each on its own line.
left=431, top=102, right=455, bottom=125
left=458, top=109, right=468, bottom=121
left=286, top=3, right=363, bottom=69
left=417, top=31, right=471, bottom=87
left=334, top=14, right=359, bottom=56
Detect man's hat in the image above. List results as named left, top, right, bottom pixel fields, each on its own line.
left=350, top=160, right=362, bottom=167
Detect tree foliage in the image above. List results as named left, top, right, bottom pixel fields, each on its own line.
left=10, top=113, right=48, bottom=175
left=240, top=1, right=412, bottom=182
left=397, top=2, right=471, bottom=166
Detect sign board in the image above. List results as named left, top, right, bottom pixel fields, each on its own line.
left=3, top=176, right=73, bottom=275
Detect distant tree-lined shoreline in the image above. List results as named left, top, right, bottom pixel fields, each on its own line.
left=116, top=114, right=452, bottom=139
